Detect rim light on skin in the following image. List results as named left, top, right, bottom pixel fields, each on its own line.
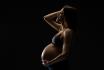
left=57, top=5, right=76, bottom=31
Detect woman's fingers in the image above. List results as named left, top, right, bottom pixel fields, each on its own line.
left=42, top=60, right=49, bottom=64
left=42, top=60, right=50, bottom=67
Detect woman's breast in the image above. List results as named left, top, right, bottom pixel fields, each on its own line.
left=41, top=43, right=62, bottom=61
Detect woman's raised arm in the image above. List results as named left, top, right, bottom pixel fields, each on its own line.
left=44, top=11, right=62, bottom=31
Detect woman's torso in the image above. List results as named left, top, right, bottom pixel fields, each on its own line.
left=41, top=30, right=65, bottom=61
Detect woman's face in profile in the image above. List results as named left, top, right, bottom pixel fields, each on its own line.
left=56, top=12, right=64, bottom=24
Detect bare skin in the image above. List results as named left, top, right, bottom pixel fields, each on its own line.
left=41, top=7, right=73, bottom=67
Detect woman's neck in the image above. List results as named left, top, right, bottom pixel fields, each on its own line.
left=63, top=18, right=69, bottom=28
left=60, top=18, right=69, bottom=31
left=61, top=22, right=69, bottom=30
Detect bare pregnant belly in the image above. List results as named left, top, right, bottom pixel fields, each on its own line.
left=41, top=43, right=62, bottom=61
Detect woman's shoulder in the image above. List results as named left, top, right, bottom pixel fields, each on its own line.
left=63, top=28, right=73, bottom=39
left=63, top=28, right=73, bottom=37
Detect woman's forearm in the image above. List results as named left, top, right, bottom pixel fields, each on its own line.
left=44, top=11, right=60, bottom=20
left=48, top=53, right=69, bottom=65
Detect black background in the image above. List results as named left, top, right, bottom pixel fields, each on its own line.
left=1, top=0, right=103, bottom=70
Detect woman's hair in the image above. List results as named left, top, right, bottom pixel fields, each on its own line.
left=62, top=5, right=80, bottom=42
left=63, top=5, right=78, bottom=31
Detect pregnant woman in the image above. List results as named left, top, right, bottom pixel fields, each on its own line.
left=41, top=5, right=77, bottom=70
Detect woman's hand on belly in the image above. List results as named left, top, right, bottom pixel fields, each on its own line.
left=42, top=60, right=50, bottom=67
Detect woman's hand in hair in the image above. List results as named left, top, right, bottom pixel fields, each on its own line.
left=60, top=8, right=64, bottom=13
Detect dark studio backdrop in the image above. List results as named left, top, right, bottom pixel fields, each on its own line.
left=81, top=1, right=104, bottom=70
left=1, top=0, right=81, bottom=70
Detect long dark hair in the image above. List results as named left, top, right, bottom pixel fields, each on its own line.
left=63, top=5, right=80, bottom=45
left=63, top=5, right=78, bottom=32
